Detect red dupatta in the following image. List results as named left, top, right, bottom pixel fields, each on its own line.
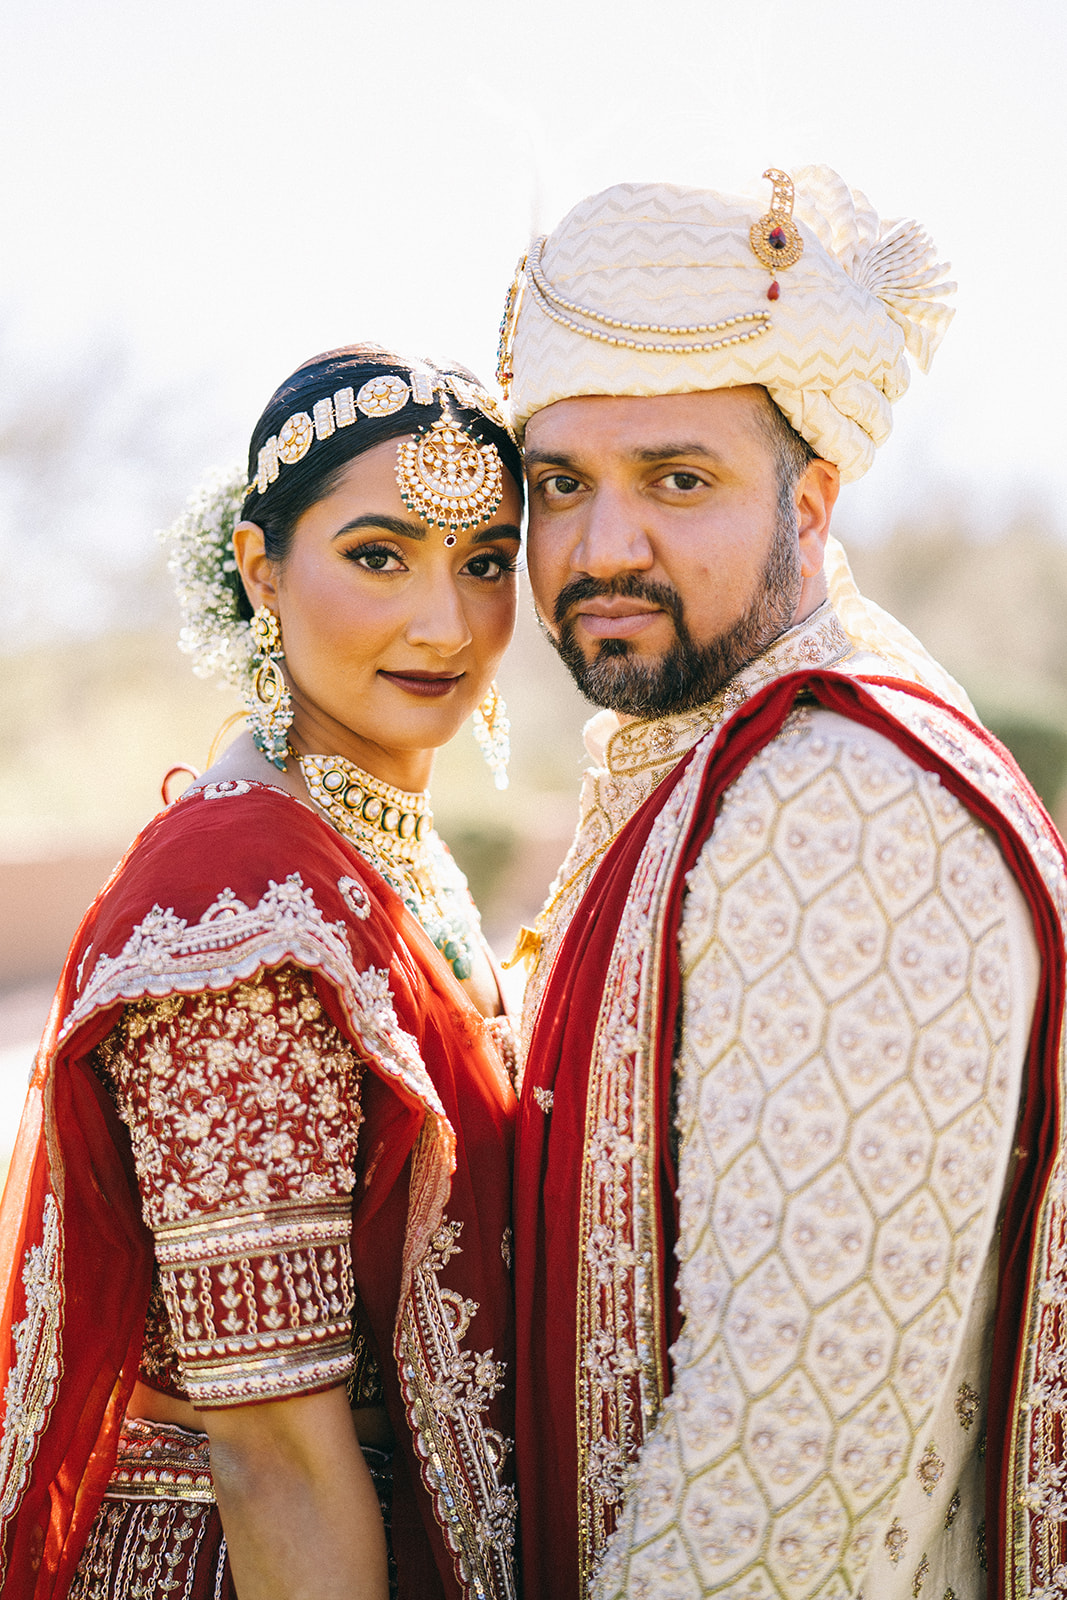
left=0, top=781, right=517, bottom=1600
left=514, top=670, right=1067, bottom=1600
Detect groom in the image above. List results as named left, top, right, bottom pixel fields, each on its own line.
left=503, top=168, right=1067, bottom=1599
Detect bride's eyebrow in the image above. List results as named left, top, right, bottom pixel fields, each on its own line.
left=469, top=525, right=522, bottom=545
left=331, top=514, right=426, bottom=541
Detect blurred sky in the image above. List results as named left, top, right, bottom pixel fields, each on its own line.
left=2, top=0, right=1065, bottom=547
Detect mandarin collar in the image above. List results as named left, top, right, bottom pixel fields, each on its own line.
left=595, top=602, right=854, bottom=779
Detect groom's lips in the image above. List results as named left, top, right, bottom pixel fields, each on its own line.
left=572, top=598, right=664, bottom=639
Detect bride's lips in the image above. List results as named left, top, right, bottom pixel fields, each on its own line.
left=378, top=670, right=464, bottom=699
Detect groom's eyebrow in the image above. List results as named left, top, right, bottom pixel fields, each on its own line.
left=523, top=449, right=584, bottom=471
left=524, top=444, right=726, bottom=469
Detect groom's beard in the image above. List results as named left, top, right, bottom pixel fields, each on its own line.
left=544, top=512, right=803, bottom=719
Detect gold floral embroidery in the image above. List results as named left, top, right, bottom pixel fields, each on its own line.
left=886, top=1518, right=908, bottom=1563
left=945, top=1489, right=961, bottom=1528
left=917, top=1443, right=945, bottom=1496
left=397, top=1219, right=517, bottom=1600
left=954, top=1381, right=979, bottom=1430
left=97, top=968, right=363, bottom=1405
left=100, top=969, right=363, bottom=1224
left=912, top=1551, right=930, bottom=1594
left=0, top=1193, right=63, bottom=1578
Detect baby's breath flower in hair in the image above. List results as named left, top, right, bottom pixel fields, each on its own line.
left=159, top=466, right=253, bottom=690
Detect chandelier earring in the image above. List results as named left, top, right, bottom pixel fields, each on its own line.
left=246, top=605, right=294, bottom=771
left=472, top=683, right=510, bottom=790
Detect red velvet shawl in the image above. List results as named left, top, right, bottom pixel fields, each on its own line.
left=0, top=782, right=517, bottom=1600
left=515, top=671, right=1067, bottom=1600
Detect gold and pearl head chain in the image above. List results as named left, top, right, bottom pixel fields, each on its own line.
left=251, top=368, right=511, bottom=497
left=298, top=753, right=433, bottom=868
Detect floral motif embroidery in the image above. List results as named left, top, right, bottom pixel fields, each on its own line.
left=0, top=1194, right=63, bottom=1580
left=338, top=876, right=371, bottom=920
left=945, top=1489, right=961, bottom=1528
left=886, top=1518, right=908, bottom=1563
left=532, top=1086, right=554, bottom=1114
left=201, top=780, right=251, bottom=799
left=96, top=969, right=362, bottom=1405
left=397, top=1219, right=517, bottom=1600
left=917, top=1443, right=945, bottom=1496
left=954, top=1381, right=979, bottom=1430
left=99, top=969, right=362, bottom=1224
left=912, top=1552, right=930, bottom=1595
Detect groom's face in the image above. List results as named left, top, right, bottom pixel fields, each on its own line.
left=523, top=386, right=808, bottom=718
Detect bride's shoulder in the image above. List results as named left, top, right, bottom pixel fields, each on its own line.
left=183, top=730, right=309, bottom=807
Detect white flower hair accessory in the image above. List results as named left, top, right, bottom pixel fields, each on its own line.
left=159, top=465, right=253, bottom=689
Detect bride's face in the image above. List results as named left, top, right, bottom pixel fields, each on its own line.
left=251, top=436, right=521, bottom=789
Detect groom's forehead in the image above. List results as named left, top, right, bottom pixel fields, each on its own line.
left=522, top=387, right=770, bottom=469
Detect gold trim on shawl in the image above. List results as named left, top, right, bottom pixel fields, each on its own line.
left=0, top=1194, right=63, bottom=1581
left=575, top=734, right=721, bottom=1591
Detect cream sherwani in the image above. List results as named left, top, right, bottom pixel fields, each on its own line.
left=520, top=604, right=1041, bottom=1599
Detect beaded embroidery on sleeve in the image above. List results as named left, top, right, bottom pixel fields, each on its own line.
left=95, top=966, right=363, bottom=1406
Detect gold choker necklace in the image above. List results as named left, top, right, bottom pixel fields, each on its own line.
left=299, top=752, right=477, bottom=983
left=298, top=754, right=432, bottom=866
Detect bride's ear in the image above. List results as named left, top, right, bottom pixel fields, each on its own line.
left=233, top=521, right=278, bottom=610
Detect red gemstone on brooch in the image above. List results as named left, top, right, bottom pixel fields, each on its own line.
left=769, top=226, right=787, bottom=248
left=767, top=281, right=781, bottom=301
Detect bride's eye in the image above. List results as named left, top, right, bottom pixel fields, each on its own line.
left=463, top=551, right=518, bottom=581
left=347, top=542, right=406, bottom=572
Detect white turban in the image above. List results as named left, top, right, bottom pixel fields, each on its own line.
left=503, top=165, right=955, bottom=483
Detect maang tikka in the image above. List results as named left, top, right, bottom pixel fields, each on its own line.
left=247, top=605, right=294, bottom=770
left=472, top=682, right=510, bottom=789
left=395, top=415, right=504, bottom=544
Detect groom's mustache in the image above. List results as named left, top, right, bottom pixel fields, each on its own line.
left=552, top=573, right=686, bottom=632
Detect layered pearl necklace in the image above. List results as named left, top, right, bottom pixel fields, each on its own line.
left=299, top=752, right=478, bottom=981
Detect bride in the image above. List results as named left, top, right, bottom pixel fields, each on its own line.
left=0, top=345, right=523, bottom=1600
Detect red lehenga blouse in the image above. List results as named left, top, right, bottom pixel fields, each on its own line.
left=0, top=778, right=518, bottom=1600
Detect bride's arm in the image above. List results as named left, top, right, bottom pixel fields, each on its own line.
left=205, top=1386, right=388, bottom=1600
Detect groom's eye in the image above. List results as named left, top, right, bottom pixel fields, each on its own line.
left=542, top=474, right=582, bottom=497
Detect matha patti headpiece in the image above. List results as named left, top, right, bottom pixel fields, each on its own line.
left=395, top=416, right=505, bottom=541
left=251, top=368, right=511, bottom=497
